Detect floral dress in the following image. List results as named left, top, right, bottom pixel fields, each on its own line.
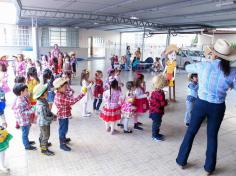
left=121, top=92, right=136, bottom=118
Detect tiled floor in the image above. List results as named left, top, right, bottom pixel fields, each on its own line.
left=2, top=59, right=236, bottom=176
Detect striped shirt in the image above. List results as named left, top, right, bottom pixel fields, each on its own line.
left=186, top=59, right=236, bottom=104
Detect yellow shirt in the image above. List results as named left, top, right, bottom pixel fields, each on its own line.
left=166, top=60, right=176, bottom=74
left=27, top=79, right=39, bottom=103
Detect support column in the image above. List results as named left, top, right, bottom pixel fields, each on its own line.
left=141, top=27, right=145, bottom=61
left=31, top=17, right=39, bottom=60
left=119, top=32, right=122, bottom=58
left=166, top=29, right=171, bottom=47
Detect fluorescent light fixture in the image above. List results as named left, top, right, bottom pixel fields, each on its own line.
left=216, top=0, right=236, bottom=7
left=130, top=16, right=139, bottom=20
left=0, top=2, right=17, bottom=24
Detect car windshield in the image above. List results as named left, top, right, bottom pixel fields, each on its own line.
left=188, top=50, right=199, bottom=57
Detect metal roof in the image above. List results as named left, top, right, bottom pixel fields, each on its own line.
left=15, top=0, right=236, bottom=32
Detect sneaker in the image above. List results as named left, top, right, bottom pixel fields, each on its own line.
left=60, top=144, right=71, bottom=151
left=137, top=122, right=143, bottom=126
left=82, top=114, right=91, bottom=117
left=124, top=129, right=133, bottom=133
left=134, top=124, right=143, bottom=130
left=25, top=145, right=37, bottom=150
left=41, top=149, right=55, bottom=156
left=65, top=138, right=71, bottom=143
left=0, top=167, right=10, bottom=173
left=117, top=123, right=124, bottom=128
left=29, top=141, right=36, bottom=145
left=152, top=135, right=165, bottom=142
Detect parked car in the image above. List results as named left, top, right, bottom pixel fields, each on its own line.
left=176, top=49, right=204, bottom=69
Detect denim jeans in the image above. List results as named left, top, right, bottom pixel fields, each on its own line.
left=59, top=118, right=69, bottom=143
left=149, top=113, right=162, bottom=138
left=125, top=57, right=130, bottom=70
left=184, top=100, right=194, bottom=124
left=176, top=98, right=225, bottom=173
left=21, top=125, right=30, bottom=148
left=93, top=98, right=102, bottom=110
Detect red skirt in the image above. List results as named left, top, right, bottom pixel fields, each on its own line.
left=134, top=98, right=149, bottom=113
left=100, top=106, right=121, bottom=122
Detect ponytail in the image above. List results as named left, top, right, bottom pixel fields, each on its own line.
left=219, top=59, right=230, bottom=76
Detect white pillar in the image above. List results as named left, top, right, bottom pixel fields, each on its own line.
left=119, top=32, right=122, bottom=58
left=31, top=18, right=39, bottom=60
left=141, top=27, right=145, bottom=61
left=166, top=30, right=171, bottom=47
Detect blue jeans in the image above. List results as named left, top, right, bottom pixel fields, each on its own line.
left=59, top=118, right=69, bottom=143
left=176, top=98, right=225, bottom=173
left=184, top=100, right=194, bottom=124
left=21, top=125, right=30, bottom=148
left=125, top=57, right=130, bottom=70
left=93, top=98, right=102, bottom=110
left=149, top=113, right=162, bottom=138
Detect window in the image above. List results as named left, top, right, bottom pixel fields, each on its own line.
left=0, top=25, right=31, bottom=46
left=41, top=27, right=78, bottom=47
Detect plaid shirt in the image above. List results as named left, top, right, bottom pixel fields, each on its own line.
left=54, top=92, right=84, bottom=119
left=149, top=90, right=168, bottom=115
left=14, top=96, right=34, bottom=126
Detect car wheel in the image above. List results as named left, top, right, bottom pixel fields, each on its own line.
left=184, top=62, right=190, bottom=70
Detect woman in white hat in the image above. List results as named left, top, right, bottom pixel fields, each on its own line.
left=176, top=39, right=236, bottom=175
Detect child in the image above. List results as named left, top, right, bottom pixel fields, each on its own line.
left=43, top=69, right=55, bottom=110
left=35, top=60, right=42, bottom=79
left=70, top=52, right=77, bottom=77
left=0, top=86, right=12, bottom=173
left=12, top=76, right=26, bottom=129
left=152, top=57, right=162, bottom=72
left=121, top=81, right=136, bottom=133
left=184, top=73, right=198, bottom=127
left=13, top=83, right=36, bottom=150
left=26, top=58, right=35, bottom=72
left=63, top=56, right=72, bottom=83
left=93, top=70, right=104, bottom=112
left=53, top=77, right=86, bottom=151
left=42, top=55, right=49, bottom=72
left=104, top=68, right=115, bottom=91
left=16, top=54, right=26, bottom=77
left=80, top=69, right=93, bottom=117
left=27, top=67, right=40, bottom=106
left=0, top=63, right=10, bottom=94
left=58, top=52, right=64, bottom=74
left=100, top=79, right=122, bottom=135
left=133, top=73, right=149, bottom=130
left=33, top=84, right=55, bottom=156
left=149, top=74, right=168, bottom=141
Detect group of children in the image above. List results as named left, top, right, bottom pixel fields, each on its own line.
left=0, top=52, right=199, bottom=173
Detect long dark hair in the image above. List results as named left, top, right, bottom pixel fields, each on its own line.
left=110, top=79, right=119, bottom=101
left=43, top=68, right=53, bottom=84
left=219, top=58, right=230, bottom=76
left=27, top=67, right=40, bottom=82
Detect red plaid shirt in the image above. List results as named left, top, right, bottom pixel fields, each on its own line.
left=54, top=92, right=84, bottom=119
left=149, top=90, right=168, bottom=115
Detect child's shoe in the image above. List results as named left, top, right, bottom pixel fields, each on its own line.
left=0, top=166, right=10, bottom=173
left=47, top=142, right=52, bottom=147
left=152, top=134, right=165, bottom=142
left=134, top=123, right=143, bottom=130
left=117, top=123, right=124, bottom=128
left=60, top=144, right=71, bottom=151
left=137, top=122, right=143, bottom=126
left=41, top=149, right=55, bottom=156
left=25, top=145, right=37, bottom=150
left=124, top=129, right=133, bottom=133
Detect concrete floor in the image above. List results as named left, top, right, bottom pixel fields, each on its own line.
left=2, top=59, right=236, bottom=176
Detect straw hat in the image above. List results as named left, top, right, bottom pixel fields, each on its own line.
left=153, top=74, right=168, bottom=89
left=0, top=55, right=7, bottom=60
left=211, top=39, right=236, bottom=61
left=69, top=51, right=76, bottom=57
left=33, top=84, right=48, bottom=99
left=53, top=77, right=69, bottom=89
left=165, top=44, right=179, bottom=55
